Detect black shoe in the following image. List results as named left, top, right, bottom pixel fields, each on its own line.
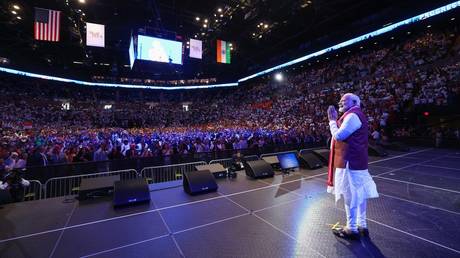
left=332, top=227, right=360, bottom=240
left=358, top=227, right=369, bottom=237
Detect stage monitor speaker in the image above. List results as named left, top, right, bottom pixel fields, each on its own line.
left=368, top=144, right=388, bottom=157
left=244, top=160, right=274, bottom=179
left=195, top=164, right=227, bottom=179
left=312, top=148, right=330, bottom=164
left=298, top=152, right=323, bottom=169
left=0, top=190, right=13, bottom=205
left=183, top=170, right=218, bottom=195
left=78, top=175, right=120, bottom=200
left=113, top=178, right=150, bottom=207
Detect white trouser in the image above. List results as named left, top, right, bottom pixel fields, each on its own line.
left=344, top=199, right=367, bottom=231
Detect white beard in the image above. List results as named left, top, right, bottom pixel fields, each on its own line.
left=339, top=105, right=352, bottom=113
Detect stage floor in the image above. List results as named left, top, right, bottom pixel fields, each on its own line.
left=1, top=148, right=460, bottom=258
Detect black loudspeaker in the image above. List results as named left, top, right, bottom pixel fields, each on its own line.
left=195, top=164, right=227, bottom=179
left=113, top=178, right=151, bottom=207
left=0, top=190, right=13, bottom=205
left=298, top=152, right=323, bottom=169
left=79, top=175, right=120, bottom=200
left=312, top=148, right=330, bottom=164
left=183, top=170, right=218, bottom=195
left=244, top=160, right=274, bottom=179
left=368, top=144, right=388, bottom=157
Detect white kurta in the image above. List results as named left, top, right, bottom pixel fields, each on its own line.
left=327, top=113, right=379, bottom=208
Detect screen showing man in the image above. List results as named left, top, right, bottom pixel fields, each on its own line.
left=137, top=35, right=183, bottom=65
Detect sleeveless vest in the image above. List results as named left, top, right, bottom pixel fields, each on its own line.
left=327, top=106, right=368, bottom=186
left=333, top=107, right=368, bottom=169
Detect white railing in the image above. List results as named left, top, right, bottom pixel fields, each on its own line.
left=140, top=161, right=207, bottom=184
left=44, top=169, right=139, bottom=199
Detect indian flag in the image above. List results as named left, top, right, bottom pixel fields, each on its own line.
left=217, top=40, right=231, bottom=64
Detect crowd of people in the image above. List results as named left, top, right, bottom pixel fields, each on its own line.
left=0, top=27, right=459, bottom=171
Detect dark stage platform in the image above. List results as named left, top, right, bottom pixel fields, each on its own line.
left=1, top=148, right=460, bottom=258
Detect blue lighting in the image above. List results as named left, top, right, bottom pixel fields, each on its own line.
left=0, top=67, right=237, bottom=90
left=0, top=1, right=458, bottom=88
left=238, top=1, right=460, bottom=82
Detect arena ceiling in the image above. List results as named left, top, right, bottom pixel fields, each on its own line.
left=0, top=0, right=456, bottom=82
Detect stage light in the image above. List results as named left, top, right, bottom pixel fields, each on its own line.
left=264, top=24, right=268, bottom=28
left=195, top=17, right=200, bottom=21
left=218, top=8, right=222, bottom=13
left=427, top=25, right=432, bottom=28
left=229, top=43, right=232, bottom=46
left=203, top=24, right=207, bottom=28
left=451, top=17, right=456, bottom=21
left=423, top=111, right=430, bottom=116
left=11, top=10, right=17, bottom=14
left=204, top=19, right=208, bottom=23
left=16, top=16, right=21, bottom=20
left=274, top=73, right=283, bottom=81
left=79, top=0, right=86, bottom=3
left=13, top=5, right=20, bottom=10
left=220, top=14, right=223, bottom=17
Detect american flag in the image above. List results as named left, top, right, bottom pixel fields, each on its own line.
left=34, top=8, right=60, bottom=42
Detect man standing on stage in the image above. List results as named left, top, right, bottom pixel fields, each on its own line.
left=327, top=93, right=379, bottom=239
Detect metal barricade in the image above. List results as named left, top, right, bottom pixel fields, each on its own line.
left=245, top=155, right=260, bottom=162
left=259, top=150, right=298, bottom=159
left=299, top=147, right=322, bottom=156
left=209, top=158, right=233, bottom=168
left=23, top=180, right=42, bottom=201
left=44, top=169, right=139, bottom=199
left=209, top=154, right=259, bottom=168
left=140, top=161, right=207, bottom=184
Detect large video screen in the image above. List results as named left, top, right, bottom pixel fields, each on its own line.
left=137, top=35, right=183, bottom=65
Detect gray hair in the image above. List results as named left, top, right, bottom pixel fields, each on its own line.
left=343, top=93, right=361, bottom=107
